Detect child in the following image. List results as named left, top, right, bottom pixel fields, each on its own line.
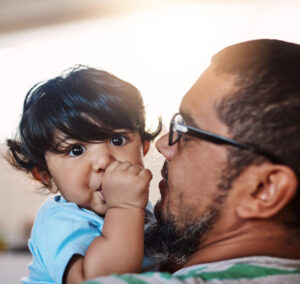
left=7, top=65, right=161, bottom=284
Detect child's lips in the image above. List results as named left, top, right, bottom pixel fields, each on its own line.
left=96, top=184, right=105, bottom=200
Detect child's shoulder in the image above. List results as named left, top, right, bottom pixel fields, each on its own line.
left=33, top=195, right=104, bottom=231
left=30, top=195, right=104, bottom=247
left=37, top=195, right=78, bottom=215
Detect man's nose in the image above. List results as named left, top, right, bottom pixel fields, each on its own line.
left=155, top=133, right=175, bottom=161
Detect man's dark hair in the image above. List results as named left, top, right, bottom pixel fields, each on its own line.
left=212, top=39, right=300, bottom=227
left=7, top=65, right=161, bottom=178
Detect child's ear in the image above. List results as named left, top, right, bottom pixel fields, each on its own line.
left=143, top=140, right=150, bottom=156
left=32, top=167, right=57, bottom=193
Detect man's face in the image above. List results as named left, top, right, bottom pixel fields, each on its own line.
left=147, top=68, right=239, bottom=262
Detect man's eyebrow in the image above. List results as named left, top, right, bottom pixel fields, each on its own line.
left=180, top=111, right=199, bottom=128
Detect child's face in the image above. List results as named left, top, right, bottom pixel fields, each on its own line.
left=44, top=130, right=147, bottom=215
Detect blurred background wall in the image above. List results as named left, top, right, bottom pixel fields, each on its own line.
left=1, top=0, right=300, bottom=282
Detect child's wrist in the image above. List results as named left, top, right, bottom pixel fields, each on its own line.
left=106, top=203, right=146, bottom=214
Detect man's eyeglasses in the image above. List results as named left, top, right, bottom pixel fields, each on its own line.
left=169, top=113, right=279, bottom=163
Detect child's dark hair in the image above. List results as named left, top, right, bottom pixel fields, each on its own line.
left=7, top=65, right=162, bottom=176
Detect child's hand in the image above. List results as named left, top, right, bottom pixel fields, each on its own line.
left=101, top=161, right=152, bottom=210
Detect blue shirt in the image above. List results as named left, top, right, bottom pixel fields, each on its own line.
left=22, top=195, right=104, bottom=284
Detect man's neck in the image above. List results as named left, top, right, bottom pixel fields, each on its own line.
left=184, top=222, right=300, bottom=267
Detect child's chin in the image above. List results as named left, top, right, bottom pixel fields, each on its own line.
left=94, top=204, right=107, bottom=216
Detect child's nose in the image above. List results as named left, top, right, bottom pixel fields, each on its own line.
left=91, top=146, right=114, bottom=172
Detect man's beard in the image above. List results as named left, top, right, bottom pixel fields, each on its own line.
left=144, top=201, right=221, bottom=265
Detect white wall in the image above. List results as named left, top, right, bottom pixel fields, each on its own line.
left=1, top=0, right=300, bottom=248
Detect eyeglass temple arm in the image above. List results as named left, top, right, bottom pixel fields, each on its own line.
left=175, top=124, right=250, bottom=148
left=176, top=124, right=280, bottom=163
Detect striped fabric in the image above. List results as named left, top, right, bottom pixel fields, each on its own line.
left=84, top=256, right=300, bottom=284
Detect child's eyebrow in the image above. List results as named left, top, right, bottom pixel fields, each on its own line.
left=51, top=138, right=83, bottom=154
left=52, top=135, right=73, bottom=149
left=112, top=129, right=132, bottom=134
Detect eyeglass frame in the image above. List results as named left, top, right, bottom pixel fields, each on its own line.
left=168, top=112, right=280, bottom=163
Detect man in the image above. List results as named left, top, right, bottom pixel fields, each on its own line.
left=84, top=39, right=300, bottom=283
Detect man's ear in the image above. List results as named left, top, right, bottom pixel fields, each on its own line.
left=236, top=164, right=298, bottom=219
left=32, top=167, right=57, bottom=193
left=143, top=140, right=150, bottom=156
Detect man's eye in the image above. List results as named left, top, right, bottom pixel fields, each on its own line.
left=68, top=145, right=86, bottom=156
left=181, top=135, right=191, bottom=143
left=110, top=136, right=128, bottom=146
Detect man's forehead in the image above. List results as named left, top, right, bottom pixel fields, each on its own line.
left=181, top=68, right=238, bottom=105
left=179, top=68, right=238, bottom=130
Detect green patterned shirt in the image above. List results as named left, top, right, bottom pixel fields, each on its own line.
left=83, top=256, right=300, bottom=284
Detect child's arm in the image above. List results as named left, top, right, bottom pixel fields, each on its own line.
left=64, top=160, right=152, bottom=284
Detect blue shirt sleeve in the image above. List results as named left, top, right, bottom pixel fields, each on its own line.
left=27, top=197, right=104, bottom=283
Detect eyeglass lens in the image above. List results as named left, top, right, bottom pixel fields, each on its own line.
left=170, top=114, right=183, bottom=145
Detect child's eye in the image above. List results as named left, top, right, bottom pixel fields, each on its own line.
left=110, top=135, right=128, bottom=146
left=68, top=145, right=86, bottom=156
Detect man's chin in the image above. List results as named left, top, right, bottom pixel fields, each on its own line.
left=145, top=206, right=220, bottom=264
left=144, top=209, right=196, bottom=264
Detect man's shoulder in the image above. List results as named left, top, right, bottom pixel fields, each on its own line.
left=83, top=256, right=300, bottom=284
left=174, top=256, right=300, bottom=282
